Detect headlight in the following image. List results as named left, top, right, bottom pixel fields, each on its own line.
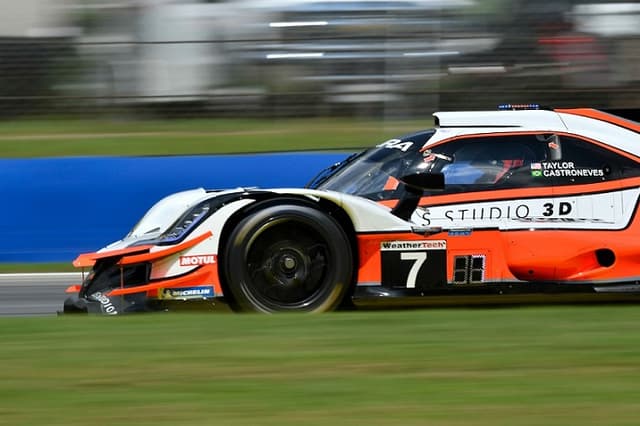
left=158, top=201, right=212, bottom=244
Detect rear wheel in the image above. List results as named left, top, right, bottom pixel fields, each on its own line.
left=223, top=204, right=353, bottom=312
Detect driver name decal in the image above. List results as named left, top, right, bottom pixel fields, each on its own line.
left=530, top=161, right=605, bottom=178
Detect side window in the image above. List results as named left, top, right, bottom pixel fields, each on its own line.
left=433, top=135, right=549, bottom=194
left=545, top=136, right=640, bottom=185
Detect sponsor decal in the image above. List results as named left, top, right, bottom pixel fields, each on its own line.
left=90, top=291, right=118, bottom=315
left=179, top=254, right=216, bottom=266
left=418, top=201, right=576, bottom=224
left=542, top=201, right=572, bottom=216
left=376, top=139, right=414, bottom=152
left=448, top=229, right=472, bottom=237
left=419, top=204, right=531, bottom=223
left=161, top=286, right=215, bottom=300
left=381, top=240, right=446, bottom=251
left=413, top=187, right=634, bottom=230
left=381, top=240, right=447, bottom=289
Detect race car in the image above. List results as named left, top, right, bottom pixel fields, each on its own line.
left=63, top=105, right=640, bottom=314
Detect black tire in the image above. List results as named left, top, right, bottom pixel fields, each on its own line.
left=223, top=204, right=353, bottom=312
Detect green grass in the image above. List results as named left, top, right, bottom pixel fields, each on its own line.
left=0, top=118, right=429, bottom=158
left=0, top=263, right=76, bottom=273
left=1, top=306, right=639, bottom=425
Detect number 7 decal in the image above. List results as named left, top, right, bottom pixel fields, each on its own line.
left=380, top=240, right=447, bottom=290
left=400, top=252, right=427, bottom=288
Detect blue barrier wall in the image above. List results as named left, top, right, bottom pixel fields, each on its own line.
left=0, top=153, right=348, bottom=263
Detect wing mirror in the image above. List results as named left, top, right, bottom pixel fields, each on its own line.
left=400, top=172, right=445, bottom=192
left=391, top=172, right=445, bottom=220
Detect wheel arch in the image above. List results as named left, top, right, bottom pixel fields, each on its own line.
left=217, top=194, right=359, bottom=310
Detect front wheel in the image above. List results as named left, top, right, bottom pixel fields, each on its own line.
left=223, top=204, right=353, bottom=312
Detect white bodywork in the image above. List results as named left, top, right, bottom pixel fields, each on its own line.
left=430, top=110, right=640, bottom=158
left=97, top=186, right=414, bottom=279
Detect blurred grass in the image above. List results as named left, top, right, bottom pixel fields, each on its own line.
left=1, top=306, right=639, bottom=425
left=0, top=263, right=77, bottom=273
left=0, top=118, right=429, bottom=158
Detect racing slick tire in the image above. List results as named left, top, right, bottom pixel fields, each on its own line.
left=223, top=204, right=353, bottom=313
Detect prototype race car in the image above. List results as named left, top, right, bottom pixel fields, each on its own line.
left=64, top=105, right=640, bottom=314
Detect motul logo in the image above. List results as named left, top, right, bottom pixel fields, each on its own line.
left=179, top=254, right=216, bottom=266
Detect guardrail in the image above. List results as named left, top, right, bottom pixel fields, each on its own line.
left=0, top=152, right=347, bottom=262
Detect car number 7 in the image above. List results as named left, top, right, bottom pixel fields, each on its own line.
left=400, top=252, right=427, bottom=288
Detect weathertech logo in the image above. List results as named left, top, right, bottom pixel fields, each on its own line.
left=381, top=240, right=446, bottom=251
left=179, top=254, right=216, bottom=266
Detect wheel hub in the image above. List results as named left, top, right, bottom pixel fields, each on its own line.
left=262, top=246, right=310, bottom=287
left=281, top=255, right=297, bottom=271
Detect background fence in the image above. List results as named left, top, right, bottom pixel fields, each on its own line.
left=2, top=0, right=640, bottom=120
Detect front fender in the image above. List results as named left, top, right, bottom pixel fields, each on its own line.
left=271, top=188, right=413, bottom=233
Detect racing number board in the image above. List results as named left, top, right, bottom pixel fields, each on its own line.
left=381, top=240, right=447, bottom=290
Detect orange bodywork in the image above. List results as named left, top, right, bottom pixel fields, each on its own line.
left=71, top=231, right=221, bottom=297
left=73, top=231, right=212, bottom=268
left=556, top=108, right=640, bottom=133
left=361, top=175, right=640, bottom=286
left=356, top=215, right=640, bottom=286
left=73, top=245, right=153, bottom=268
left=108, top=263, right=220, bottom=297
left=65, top=284, right=82, bottom=294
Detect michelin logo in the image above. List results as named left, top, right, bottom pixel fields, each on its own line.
left=162, top=286, right=215, bottom=300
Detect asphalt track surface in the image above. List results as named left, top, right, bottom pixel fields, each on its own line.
left=6, top=273, right=640, bottom=316
left=0, top=273, right=81, bottom=316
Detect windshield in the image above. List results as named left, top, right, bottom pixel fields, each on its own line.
left=312, top=130, right=436, bottom=200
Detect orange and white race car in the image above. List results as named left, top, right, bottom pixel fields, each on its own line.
left=63, top=105, right=640, bottom=314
